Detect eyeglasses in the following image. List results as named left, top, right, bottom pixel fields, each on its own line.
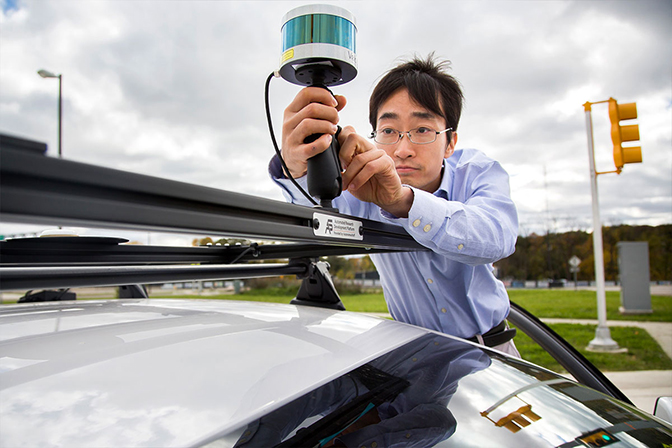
left=369, top=127, right=453, bottom=145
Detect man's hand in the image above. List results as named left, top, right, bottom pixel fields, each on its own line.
left=339, top=126, right=414, bottom=218
left=281, top=87, right=346, bottom=178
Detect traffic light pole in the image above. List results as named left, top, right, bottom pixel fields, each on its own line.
left=583, top=102, right=622, bottom=352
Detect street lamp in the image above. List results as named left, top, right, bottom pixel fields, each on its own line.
left=37, top=69, right=62, bottom=158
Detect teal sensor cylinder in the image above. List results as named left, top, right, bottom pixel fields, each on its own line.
left=279, top=4, right=357, bottom=86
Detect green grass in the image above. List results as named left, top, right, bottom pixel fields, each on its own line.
left=148, top=292, right=388, bottom=313
left=149, top=289, right=672, bottom=322
left=514, top=323, right=672, bottom=373
left=12, top=288, right=669, bottom=323
left=508, top=290, right=672, bottom=322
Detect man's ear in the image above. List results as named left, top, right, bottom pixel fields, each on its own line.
left=444, top=132, right=458, bottom=158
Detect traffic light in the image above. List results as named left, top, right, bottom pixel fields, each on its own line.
left=608, top=98, right=642, bottom=170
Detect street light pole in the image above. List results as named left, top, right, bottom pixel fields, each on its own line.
left=37, top=69, right=62, bottom=158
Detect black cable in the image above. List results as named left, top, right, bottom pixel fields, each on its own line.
left=228, top=242, right=259, bottom=265
left=264, top=73, right=318, bottom=206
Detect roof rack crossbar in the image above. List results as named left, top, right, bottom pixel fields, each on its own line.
left=0, top=240, right=397, bottom=267
left=0, top=263, right=308, bottom=292
left=0, top=138, right=425, bottom=252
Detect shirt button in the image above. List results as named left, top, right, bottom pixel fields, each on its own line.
left=406, top=433, right=412, bottom=439
left=412, top=219, right=421, bottom=227
left=458, top=243, right=464, bottom=250
left=441, top=308, right=447, bottom=313
left=423, top=224, right=432, bottom=232
left=372, top=443, right=378, bottom=448
left=427, top=278, right=433, bottom=284
left=412, top=357, right=418, bottom=362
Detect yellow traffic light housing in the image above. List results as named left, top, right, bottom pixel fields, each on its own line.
left=608, top=98, right=642, bottom=171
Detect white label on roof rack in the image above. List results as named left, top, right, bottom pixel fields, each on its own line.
left=312, top=212, right=363, bottom=240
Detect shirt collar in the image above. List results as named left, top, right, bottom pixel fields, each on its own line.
left=434, top=158, right=452, bottom=200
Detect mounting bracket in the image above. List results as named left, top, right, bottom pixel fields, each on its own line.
left=290, top=259, right=344, bottom=310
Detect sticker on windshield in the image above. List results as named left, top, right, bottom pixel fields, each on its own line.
left=312, top=212, right=363, bottom=240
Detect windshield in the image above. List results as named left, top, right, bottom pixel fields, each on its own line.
left=208, top=334, right=491, bottom=447
left=206, top=335, right=672, bottom=448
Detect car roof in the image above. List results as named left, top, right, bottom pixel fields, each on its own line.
left=2, top=299, right=671, bottom=447
left=0, top=299, right=426, bottom=447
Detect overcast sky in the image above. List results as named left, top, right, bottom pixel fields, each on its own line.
left=1, top=0, right=670, bottom=245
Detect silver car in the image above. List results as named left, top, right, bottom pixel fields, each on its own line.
left=1, top=298, right=670, bottom=447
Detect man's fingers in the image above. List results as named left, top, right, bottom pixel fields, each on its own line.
left=338, top=126, right=377, bottom=170
left=286, top=133, right=333, bottom=159
left=304, top=133, right=334, bottom=157
left=348, top=157, right=392, bottom=192
left=281, top=133, right=333, bottom=178
left=334, top=94, right=347, bottom=112
left=284, top=103, right=340, bottom=134
left=341, top=149, right=388, bottom=190
left=286, top=87, right=338, bottom=113
left=289, top=118, right=338, bottom=146
left=280, top=87, right=346, bottom=179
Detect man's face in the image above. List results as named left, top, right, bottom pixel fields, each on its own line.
left=375, top=88, right=457, bottom=193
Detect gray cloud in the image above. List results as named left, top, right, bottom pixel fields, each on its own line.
left=0, top=0, right=669, bottom=241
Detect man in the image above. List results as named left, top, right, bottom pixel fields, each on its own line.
left=269, top=54, right=519, bottom=356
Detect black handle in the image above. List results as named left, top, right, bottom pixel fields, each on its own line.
left=306, top=127, right=342, bottom=209
left=303, top=84, right=342, bottom=209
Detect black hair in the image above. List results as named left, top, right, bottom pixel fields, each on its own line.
left=369, top=53, right=464, bottom=133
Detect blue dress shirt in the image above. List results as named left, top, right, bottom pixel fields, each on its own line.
left=269, top=148, right=518, bottom=339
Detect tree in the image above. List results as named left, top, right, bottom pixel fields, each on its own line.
left=192, top=237, right=213, bottom=246
left=495, top=224, right=671, bottom=282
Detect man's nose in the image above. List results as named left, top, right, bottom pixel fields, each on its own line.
left=393, top=134, right=416, bottom=158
